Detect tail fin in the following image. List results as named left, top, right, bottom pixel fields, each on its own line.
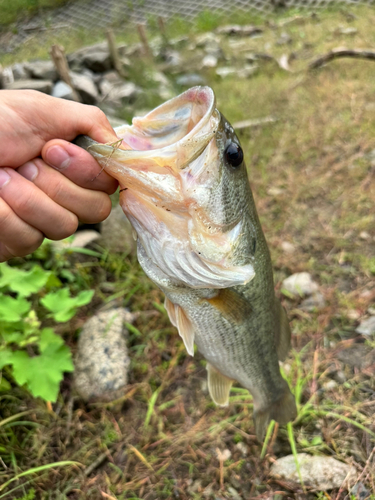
left=253, top=384, right=297, bottom=441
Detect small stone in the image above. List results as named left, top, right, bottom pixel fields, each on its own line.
left=368, top=306, right=375, bottom=315
left=176, top=73, right=206, bottom=86
left=24, top=60, right=57, bottom=81
left=74, top=308, right=133, bottom=401
left=351, top=481, right=371, bottom=500
left=299, top=292, right=326, bottom=312
left=52, top=81, right=75, bottom=100
left=235, top=442, right=248, bottom=456
left=187, top=480, right=202, bottom=494
left=5, top=79, right=53, bottom=94
left=270, top=453, right=356, bottom=490
left=216, top=65, right=258, bottom=78
left=69, top=71, right=99, bottom=104
left=348, top=309, right=361, bottom=320
left=99, top=204, right=137, bottom=254
left=359, top=231, right=371, bottom=240
left=277, top=32, right=293, bottom=45
left=202, top=54, right=218, bottom=68
left=323, top=380, right=337, bottom=391
left=336, top=27, right=358, bottom=36
left=356, top=316, right=375, bottom=337
left=281, top=241, right=295, bottom=254
left=282, top=272, right=319, bottom=297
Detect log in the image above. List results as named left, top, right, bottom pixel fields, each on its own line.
left=309, top=48, right=375, bottom=70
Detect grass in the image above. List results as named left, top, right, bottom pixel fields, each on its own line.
left=1, top=3, right=375, bottom=499
left=0, top=0, right=71, bottom=27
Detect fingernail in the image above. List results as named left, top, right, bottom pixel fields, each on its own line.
left=0, top=169, right=11, bottom=189
left=45, top=145, right=71, bottom=171
left=18, top=162, right=39, bottom=181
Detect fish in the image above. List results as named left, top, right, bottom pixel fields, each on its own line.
left=75, top=86, right=297, bottom=440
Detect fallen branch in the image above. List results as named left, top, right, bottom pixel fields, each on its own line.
left=309, top=48, right=375, bottom=70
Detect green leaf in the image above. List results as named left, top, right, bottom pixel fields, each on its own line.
left=0, top=295, right=30, bottom=322
left=41, top=288, right=94, bottom=323
left=11, top=329, right=73, bottom=402
left=0, top=349, right=16, bottom=370
left=0, top=264, right=50, bottom=297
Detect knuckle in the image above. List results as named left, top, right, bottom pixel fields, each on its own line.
left=82, top=195, right=111, bottom=224
left=90, top=106, right=108, bottom=125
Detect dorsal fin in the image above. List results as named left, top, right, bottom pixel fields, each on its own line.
left=206, top=362, right=234, bottom=406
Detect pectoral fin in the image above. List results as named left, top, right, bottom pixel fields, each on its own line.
left=164, top=298, right=195, bottom=356
left=274, top=298, right=292, bottom=361
left=205, top=289, right=252, bottom=325
left=206, top=362, right=233, bottom=406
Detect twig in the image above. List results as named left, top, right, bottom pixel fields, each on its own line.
left=233, top=116, right=277, bottom=130
left=137, top=24, right=151, bottom=58
left=309, top=48, right=375, bottom=70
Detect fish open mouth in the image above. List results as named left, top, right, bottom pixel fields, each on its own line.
left=79, top=86, right=255, bottom=289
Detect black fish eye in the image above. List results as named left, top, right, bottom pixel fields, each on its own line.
left=224, top=142, right=243, bottom=168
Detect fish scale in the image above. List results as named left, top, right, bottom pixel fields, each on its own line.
left=75, top=86, right=297, bottom=440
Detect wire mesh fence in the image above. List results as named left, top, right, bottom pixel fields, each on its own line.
left=2, top=0, right=375, bottom=53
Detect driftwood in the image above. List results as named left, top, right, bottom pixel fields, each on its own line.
left=50, top=44, right=80, bottom=101
left=309, top=48, right=375, bottom=70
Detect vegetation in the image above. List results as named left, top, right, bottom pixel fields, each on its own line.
left=1, top=3, right=375, bottom=499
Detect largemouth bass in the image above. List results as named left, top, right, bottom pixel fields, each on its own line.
left=76, top=86, right=297, bottom=440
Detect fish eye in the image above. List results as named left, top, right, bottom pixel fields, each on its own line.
left=224, top=142, right=243, bottom=168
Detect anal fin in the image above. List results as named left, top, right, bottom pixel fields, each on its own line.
left=164, top=298, right=195, bottom=356
left=206, top=362, right=233, bottom=407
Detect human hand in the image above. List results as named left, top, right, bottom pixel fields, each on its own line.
left=0, top=90, right=119, bottom=261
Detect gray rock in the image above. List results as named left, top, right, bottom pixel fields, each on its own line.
left=356, top=315, right=375, bottom=337
left=5, top=79, right=53, bottom=94
left=52, top=80, right=75, bottom=100
left=270, top=453, right=356, bottom=490
left=337, top=344, right=375, bottom=370
left=74, top=308, right=133, bottom=401
left=196, top=32, right=221, bottom=48
left=299, top=292, right=326, bottom=312
left=69, top=71, right=99, bottom=104
left=24, top=60, right=57, bottom=81
left=103, top=82, right=140, bottom=105
left=176, top=73, right=206, bottom=86
left=67, top=42, right=110, bottom=71
left=11, top=63, right=30, bottom=80
left=282, top=272, right=319, bottom=297
left=2, top=66, right=14, bottom=86
left=99, top=204, right=137, bottom=254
